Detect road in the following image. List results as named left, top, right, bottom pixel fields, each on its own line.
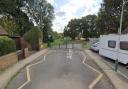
left=94, top=52, right=128, bottom=82
left=7, top=44, right=114, bottom=89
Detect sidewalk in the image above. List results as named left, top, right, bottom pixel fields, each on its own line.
left=0, top=49, right=48, bottom=89
left=85, top=50, right=128, bottom=89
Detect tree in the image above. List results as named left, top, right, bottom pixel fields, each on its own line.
left=0, top=0, right=54, bottom=37
left=97, top=0, right=128, bottom=34
left=64, top=15, right=98, bottom=40
left=23, top=0, right=54, bottom=42
left=0, top=0, right=33, bottom=36
left=81, top=15, right=98, bottom=39
left=64, top=19, right=80, bottom=40
left=23, top=27, right=42, bottom=50
left=0, top=16, right=19, bottom=36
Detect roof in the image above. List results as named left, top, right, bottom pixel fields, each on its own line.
left=0, top=26, right=8, bottom=36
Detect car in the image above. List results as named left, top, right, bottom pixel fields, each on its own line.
left=91, top=42, right=100, bottom=52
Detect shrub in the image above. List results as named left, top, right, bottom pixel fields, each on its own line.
left=0, top=36, right=16, bottom=56
left=24, top=27, right=42, bottom=50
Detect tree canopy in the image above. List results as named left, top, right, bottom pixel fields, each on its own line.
left=97, top=0, right=128, bottom=34
left=0, top=0, right=54, bottom=38
left=64, top=0, right=128, bottom=40
left=64, top=15, right=98, bottom=40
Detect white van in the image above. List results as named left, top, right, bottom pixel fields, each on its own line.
left=99, top=34, right=128, bottom=64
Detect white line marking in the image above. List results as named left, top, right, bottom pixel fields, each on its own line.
left=67, top=49, right=72, bottom=60
left=107, top=63, right=128, bottom=80
left=79, top=51, right=103, bottom=89
left=18, top=51, right=52, bottom=89
left=118, top=71, right=128, bottom=80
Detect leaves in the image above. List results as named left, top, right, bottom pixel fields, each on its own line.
left=64, top=15, right=98, bottom=40
left=97, top=0, right=128, bottom=34
left=0, top=0, right=54, bottom=37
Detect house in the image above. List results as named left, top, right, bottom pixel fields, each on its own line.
left=0, top=26, right=8, bottom=36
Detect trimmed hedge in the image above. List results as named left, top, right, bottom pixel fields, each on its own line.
left=0, top=36, right=16, bottom=56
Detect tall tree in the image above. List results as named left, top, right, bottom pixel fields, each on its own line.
left=22, top=0, right=54, bottom=42
left=81, top=15, right=98, bottom=38
left=0, top=0, right=33, bottom=36
left=64, top=15, right=98, bottom=40
left=97, top=0, right=128, bottom=34
left=0, top=0, right=54, bottom=37
left=64, top=19, right=80, bottom=40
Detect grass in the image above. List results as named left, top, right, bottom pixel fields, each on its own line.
left=51, top=38, right=71, bottom=47
left=43, top=43, right=48, bottom=48
left=51, top=38, right=64, bottom=46
left=0, top=69, right=5, bottom=74
left=84, top=42, right=91, bottom=49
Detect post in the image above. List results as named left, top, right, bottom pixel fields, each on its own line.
left=72, top=42, right=74, bottom=49
left=64, top=37, right=67, bottom=49
left=115, top=0, right=125, bottom=72
left=66, top=40, right=67, bottom=49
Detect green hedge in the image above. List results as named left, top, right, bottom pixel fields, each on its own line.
left=24, top=27, right=42, bottom=50
left=0, top=36, right=16, bottom=56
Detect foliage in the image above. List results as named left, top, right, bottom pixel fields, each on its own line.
left=52, top=31, right=63, bottom=40
left=0, top=0, right=33, bottom=36
left=64, top=0, right=128, bottom=38
left=0, top=16, right=19, bottom=36
left=0, top=36, right=16, bottom=56
left=64, top=19, right=80, bottom=40
left=23, top=0, right=54, bottom=41
left=23, top=0, right=54, bottom=26
left=0, top=0, right=54, bottom=37
left=81, top=15, right=98, bottom=39
left=24, top=27, right=42, bottom=49
left=97, top=0, right=128, bottom=34
left=51, top=38, right=64, bottom=46
left=64, top=15, right=99, bottom=40
left=84, top=43, right=91, bottom=49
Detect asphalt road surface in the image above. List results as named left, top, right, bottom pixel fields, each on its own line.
left=94, top=52, right=128, bottom=82
left=7, top=45, right=114, bottom=89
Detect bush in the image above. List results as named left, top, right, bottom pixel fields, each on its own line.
left=0, top=36, right=16, bottom=56
left=24, top=27, right=42, bottom=50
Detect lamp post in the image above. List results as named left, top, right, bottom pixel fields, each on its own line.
left=115, top=0, right=126, bottom=72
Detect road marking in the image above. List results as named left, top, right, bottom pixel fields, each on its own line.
left=80, top=52, right=103, bottom=89
left=67, top=49, right=72, bottom=60
left=118, top=71, right=128, bottom=80
left=18, top=50, right=103, bottom=89
left=17, top=51, right=52, bottom=89
left=104, top=62, right=128, bottom=80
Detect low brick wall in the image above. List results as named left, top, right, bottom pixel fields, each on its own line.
left=0, top=52, right=18, bottom=70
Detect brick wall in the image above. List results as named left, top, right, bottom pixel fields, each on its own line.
left=24, top=48, right=29, bottom=58
left=0, top=52, right=18, bottom=70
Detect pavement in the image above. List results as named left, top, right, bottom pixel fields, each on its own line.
left=0, top=49, right=48, bottom=89
left=85, top=50, right=128, bottom=89
left=7, top=48, right=114, bottom=89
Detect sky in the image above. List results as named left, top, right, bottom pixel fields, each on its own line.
left=47, top=0, right=103, bottom=33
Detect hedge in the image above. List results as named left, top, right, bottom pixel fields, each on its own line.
left=24, top=27, right=42, bottom=50
left=0, top=36, right=16, bottom=56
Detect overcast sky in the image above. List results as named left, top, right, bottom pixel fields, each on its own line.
left=47, top=0, right=103, bottom=33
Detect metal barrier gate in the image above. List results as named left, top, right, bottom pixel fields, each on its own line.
left=51, top=42, right=84, bottom=50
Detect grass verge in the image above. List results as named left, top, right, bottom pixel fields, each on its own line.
left=84, top=42, right=91, bottom=49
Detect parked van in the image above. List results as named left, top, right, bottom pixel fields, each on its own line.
left=99, top=34, right=128, bottom=64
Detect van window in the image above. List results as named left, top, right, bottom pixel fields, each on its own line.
left=108, top=40, right=116, bottom=48
left=120, top=41, right=128, bottom=50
